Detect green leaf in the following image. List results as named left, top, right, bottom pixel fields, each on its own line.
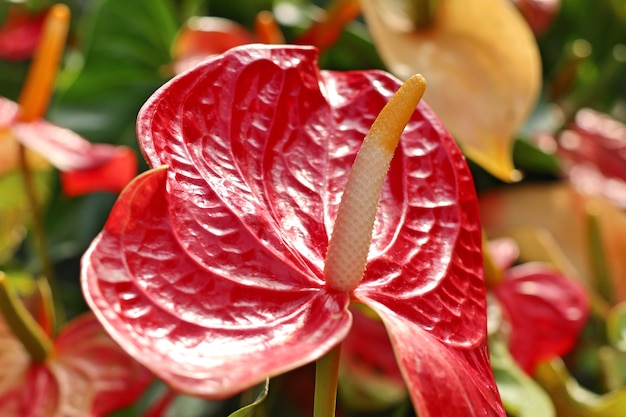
left=228, top=379, right=269, bottom=417
left=512, top=138, right=560, bottom=176
left=607, top=301, right=626, bottom=352
left=49, top=0, right=178, bottom=144
left=489, top=335, right=555, bottom=417
left=0, top=170, right=50, bottom=264
left=536, top=358, right=626, bottom=417
left=43, top=0, right=179, bottom=263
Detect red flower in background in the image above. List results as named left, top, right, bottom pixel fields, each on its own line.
left=488, top=239, right=589, bottom=373
left=511, top=0, right=561, bottom=36
left=537, top=108, right=626, bottom=208
left=0, top=313, right=152, bottom=417
left=81, top=45, right=504, bottom=416
left=0, top=6, right=46, bottom=61
left=0, top=4, right=137, bottom=197
left=0, top=97, right=137, bottom=196
left=170, top=16, right=257, bottom=74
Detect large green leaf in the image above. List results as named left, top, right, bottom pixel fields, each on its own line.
left=48, top=0, right=178, bottom=145
left=41, top=0, right=179, bottom=265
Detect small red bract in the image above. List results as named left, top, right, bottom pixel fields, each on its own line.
left=81, top=45, right=504, bottom=417
left=0, top=97, right=137, bottom=196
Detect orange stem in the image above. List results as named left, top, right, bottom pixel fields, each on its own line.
left=297, top=0, right=361, bottom=51
left=17, top=3, right=70, bottom=122
left=254, top=11, right=285, bottom=44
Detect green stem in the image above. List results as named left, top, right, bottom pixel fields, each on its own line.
left=313, top=344, right=342, bottom=417
left=587, top=210, right=614, bottom=305
left=0, top=272, right=53, bottom=362
left=560, top=48, right=626, bottom=125
left=406, top=0, right=440, bottom=29
left=17, top=143, right=64, bottom=328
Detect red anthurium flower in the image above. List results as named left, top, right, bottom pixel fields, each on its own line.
left=511, top=0, right=561, bottom=36
left=82, top=45, right=504, bottom=417
left=0, top=6, right=46, bottom=61
left=0, top=96, right=138, bottom=196
left=537, top=108, right=626, bottom=208
left=171, top=16, right=257, bottom=74
left=0, top=313, right=152, bottom=417
left=1, top=4, right=137, bottom=196
left=488, top=240, right=589, bottom=373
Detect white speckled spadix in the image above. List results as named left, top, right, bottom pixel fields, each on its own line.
left=324, top=74, right=427, bottom=292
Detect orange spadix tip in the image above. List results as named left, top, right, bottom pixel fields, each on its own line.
left=367, top=74, right=427, bottom=152
left=17, top=3, right=71, bottom=122
left=324, top=74, right=427, bottom=293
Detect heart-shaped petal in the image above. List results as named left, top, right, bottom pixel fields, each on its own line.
left=83, top=167, right=352, bottom=398
left=83, top=44, right=503, bottom=416
left=359, top=0, right=542, bottom=181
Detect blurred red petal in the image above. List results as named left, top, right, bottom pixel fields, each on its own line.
left=0, top=97, right=138, bottom=195
left=511, top=0, right=561, bottom=35
left=341, top=307, right=403, bottom=383
left=60, top=146, right=138, bottom=196
left=0, top=7, right=46, bottom=61
left=494, top=263, right=589, bottom=373
left=0, top=314, right=152, bottom=417
left=554, top=108, right=626, bottom=207
left=171, top=16, right=256, bottom=74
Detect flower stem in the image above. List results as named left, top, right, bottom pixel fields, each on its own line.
left=16, top=4, right=71, bottom=328
left=0, top=272, right=53, bottom=362
left=295, top=0, right=361, bottom=51
left=313, top=344, right=342, bottom=417
left=324, top=74, right=426, bottom=292
left=17, top=143, right=63, bottom=326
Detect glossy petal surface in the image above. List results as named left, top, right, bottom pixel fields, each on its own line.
left=83, top=167, right=351, bottom=398
left=494, top=263, right=589, bottom=373
left=0, top=314, right=152, bottom=417
left=82, top=45, right=502, bottom=415
left=0, top=97, right=137, bottom=195
left=360, top=0, right=541, bottom=181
